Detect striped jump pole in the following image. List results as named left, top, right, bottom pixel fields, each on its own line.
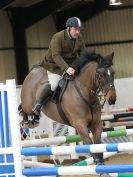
left=103, top=125, right=133, bottom=131
left=111, top=174, right=133, bottom=177
left=110, top=121, right=133, bottom=127
left=110, top=107, right=133, bottom=113
left=114, top=117, right=133, bottom=122
left=23, top=160, right=55, bottom=168
left=22, top=165, right=133, bottom=176
left=23, top=152, right=133, bottom=177
left=102, top=112, right=133, bottom=121
left=21, top=142, right=133, bottom=156
left=22, top=129, right=133, bottom=147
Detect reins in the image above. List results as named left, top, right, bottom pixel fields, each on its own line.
left=73, top=79, right=94, bottom=108
left=72, top=65, right=114, bottom=109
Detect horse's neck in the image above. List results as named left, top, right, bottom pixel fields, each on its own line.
left=76, top=62, right=97, bottom=90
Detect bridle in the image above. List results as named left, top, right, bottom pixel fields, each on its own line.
left=95, top=66, right=115, bottom=107
left=73, top=65, right=115, bottom=108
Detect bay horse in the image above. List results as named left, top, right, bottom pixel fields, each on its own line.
left=19, top=50, right=116, bottom=177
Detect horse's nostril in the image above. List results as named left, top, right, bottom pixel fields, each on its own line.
left=108, top=97, right=116, bottom=105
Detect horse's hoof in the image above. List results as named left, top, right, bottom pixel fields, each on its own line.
left=28, top=120, right=39, bottom=128
left=27, top=114, right=40, bottom=128
left=20, top=121, right=29, bottom=128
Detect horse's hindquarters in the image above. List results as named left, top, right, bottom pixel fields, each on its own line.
left=21, top=67, right=48, bottom=114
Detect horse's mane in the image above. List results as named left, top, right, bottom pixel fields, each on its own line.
left=30, top=49, right=113, bottom=74
left=70, top=48, right=100, bottom=71
left=71, top=49, right=114, bottom=72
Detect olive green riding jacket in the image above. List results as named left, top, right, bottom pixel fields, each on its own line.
left=41, top=29, right=85, bottom=75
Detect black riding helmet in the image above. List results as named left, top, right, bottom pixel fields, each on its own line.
left=66, top=17, right=82, bottom=28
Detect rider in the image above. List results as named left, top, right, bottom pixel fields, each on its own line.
left=32, top=17, right=85, bottom=124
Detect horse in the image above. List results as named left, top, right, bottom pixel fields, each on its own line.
left=19, top=50, right=116, bottom=177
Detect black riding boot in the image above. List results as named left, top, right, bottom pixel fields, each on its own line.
left=32, top=84, right=53, bottom=124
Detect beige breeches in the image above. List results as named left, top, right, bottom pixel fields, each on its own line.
left=47, top=71, right=62, bottom=91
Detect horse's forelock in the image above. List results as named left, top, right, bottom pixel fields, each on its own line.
left=102, top=58, right=113, bottom=67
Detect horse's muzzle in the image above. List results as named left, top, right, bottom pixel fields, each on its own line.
left=108, top=96, right=116, bottom=105
left=106, top=90, right=117, bottom=105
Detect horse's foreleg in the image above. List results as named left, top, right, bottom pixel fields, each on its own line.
left=92, top=125, right=111, bottom=177
left=73, top=121, right=92, bottom=144
left=92, top=122, right=104, bottom=164
left=73, top=121, right=102, bottom=163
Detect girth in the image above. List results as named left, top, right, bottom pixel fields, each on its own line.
left=53, top=74, right=73, bottom=126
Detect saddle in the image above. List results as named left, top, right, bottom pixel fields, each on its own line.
left=52, top=74, right=74, bottom=103
left=52, top=74, right=74, bottom=126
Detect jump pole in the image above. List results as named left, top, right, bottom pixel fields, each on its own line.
left=102, top=112, right=133, bottom=121
left=22, top=129, right=133, bottom=147
left=110, top=107, right=133, bottom=113
left=22, top=164, right=133, bottom=176
left=21, top=142, right=133, bottom=156
left=103, top=125, right=133, bottom=131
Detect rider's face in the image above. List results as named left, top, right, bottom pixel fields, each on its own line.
left=69, top=27, right=81, bottom=39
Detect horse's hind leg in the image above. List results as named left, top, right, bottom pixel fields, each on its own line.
left=21, top=112, right=29, bottom=128
left=18, top=104, right=29, bottom=128
left=18, top=103, right=22, bottom=114
left=18, top=104, right=41, bottom=129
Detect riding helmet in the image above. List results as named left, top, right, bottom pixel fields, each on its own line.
left=66, top=17, right=82, bottom=28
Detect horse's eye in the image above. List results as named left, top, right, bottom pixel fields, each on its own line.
left=99, top=73, right=105, bottom=79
